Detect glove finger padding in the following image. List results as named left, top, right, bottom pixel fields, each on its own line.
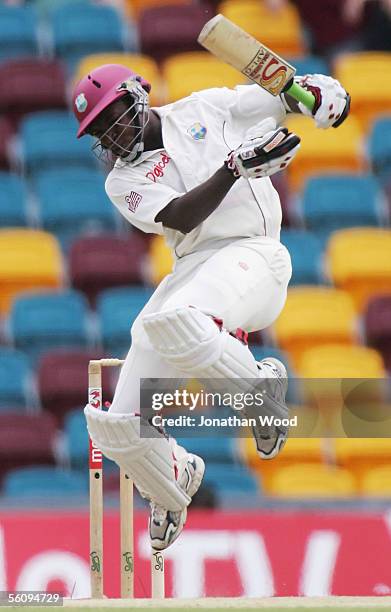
left=296, top=74, right=350, bottom=129
left=225, top=127, right=300, bottom=180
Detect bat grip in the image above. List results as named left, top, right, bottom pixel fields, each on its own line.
left=286, top=81, right=315, bottom=112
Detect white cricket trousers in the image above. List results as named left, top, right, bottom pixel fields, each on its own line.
left=109, top=236, right=292, bottom=413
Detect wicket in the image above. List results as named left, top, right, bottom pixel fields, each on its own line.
left=88, top=358, right=165, bottom=600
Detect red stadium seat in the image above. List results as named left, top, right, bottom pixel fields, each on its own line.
left=69, top=233, right=149, bottom=307
left=139, top=4, right=214, bottom=63
left=0, top=412, right=58, bottom=485
left=37, top=349, right=114, bottom=424
left=0, top=117, right=13, bottom=170
left=0, top=58, right=67, bottom=126
left=364, top=294, right=391, bottom=372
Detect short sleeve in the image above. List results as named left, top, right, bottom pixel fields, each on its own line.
left=229, top=84, right=287, bottom=126
left=105, top=175, right=185, bottom=235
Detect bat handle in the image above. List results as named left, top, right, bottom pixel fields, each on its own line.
left=285, top=81, right=315, bottom=112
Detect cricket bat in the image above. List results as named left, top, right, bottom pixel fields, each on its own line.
left=198, top=14, right=315, bottom=112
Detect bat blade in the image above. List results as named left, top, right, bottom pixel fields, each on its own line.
left=198, top=14, right=315, bottom=111
left=198, top=14, right=295, bottom=96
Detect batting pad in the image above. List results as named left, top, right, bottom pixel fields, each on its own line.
left=142, top=306, right=259, bottom=388
left=84, top=405, right=191, bottom=511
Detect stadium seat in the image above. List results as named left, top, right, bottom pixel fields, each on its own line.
left=280, top=230, right=324, bottom=284
left=0, top=59, right=67, bottom=126
left=0, top=412, right=57, bottom=484
left=364, top=294, right=391, bottom=372
left=69, top=233, right=148, bottom=307
left=37, top=349, right=114, bottom=424
left=336, top=438, right=391, bottom=486
left=284, top=115, right=365, bottom=191
left=298, top=344, right=386, bottom=378
left=269, top=463, right=357, bottom=497
left=0, top=173, right=28, bottom=227
left=203, top=462, right=260, bottom=495
left=74, top=53, right=163, bottom=106
left=174, top=436, right=237, bottom=465
left=334, top=52, right=391, bottom=132
left=0, top=5, right=38, bottom=62
left=360, top=465, right=391, bottom=497
left=139, top=4, right=212, bottom=63
left=0, top=229, right=63, bottom=315
left=327, top=228, right=391, bottom=311
left=125, top=0, right=191, bottom=20
left=302, top=175, right=382, bottom=239
left=10, top=290, right=90, bottom=361
left=290, top=56, right=329, bottom=77
left=149, top=235, right=173, bottom=284
left=368, top=116, right=391, bottom=186
left=51, top=2, right=135, bottom=68
left=97, top=286, right=154, bottom=355
left=241, top=437, right=326, bottom=492
left=2, top=466, right=87, bottom=498
left=162, top=52, right=246, bottom=103
left=21, top=113, right=95, bottom=178
left=36, top=169, right=117, bottom=250
left=218, top=0, right=305, bottom=57
left=273, top=287, right=357, bottom=367
left=64, top=409, right=88, bottom=469
left=0, top=348, right=31, bottom=410
left=0, top=117, right=14, bottom=170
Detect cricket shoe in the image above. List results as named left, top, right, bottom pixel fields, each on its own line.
left=251, top=357, right=289, bottom=460
left=149, top=453, right=205, bottom=551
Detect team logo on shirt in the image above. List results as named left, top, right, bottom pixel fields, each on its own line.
left=145, top=152, right=171, bottom=183
left=188, top=122, right=207, bottom=140
left=125, top=191, right=142, bottom=212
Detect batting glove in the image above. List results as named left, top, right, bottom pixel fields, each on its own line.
left=225, top=118, right=301, bottom=180
left=295, top=73, right=351, bottom=129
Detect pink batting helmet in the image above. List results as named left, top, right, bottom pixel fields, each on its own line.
left=73, top=64, right=151, bottom=138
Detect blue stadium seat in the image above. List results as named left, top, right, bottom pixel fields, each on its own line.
left=0, top=173, right=28, bottom=227
left=368, top=117, right=391, bottom=185
left=0, top=348, right=31, bottom=410
left=51, top=1, right=136, bottom=68
left=0, top=5, right=38, bottom=61
left=203, top=463, right=259, bottom=495
left=289, top=56, right=329, bottom=77
left=280, top=229, right=324, bottom=284
left=97, top=287, right=154, bottom=356
left=302, top=175, right=382, bottom=239
left=10, top=290, right=90, bottom=361
left=64, top=409, right=88, bottom=469
left=2, top=466, right=87, bottom=497
left=36, top=169, right=117, bottom=250
left=21, top=112, right=95, bottom=177
left=174, top=435, right=237, bottom=464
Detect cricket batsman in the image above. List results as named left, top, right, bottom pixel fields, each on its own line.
left=72, top=64, right=350, bottom=550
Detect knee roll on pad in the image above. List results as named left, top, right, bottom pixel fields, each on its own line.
left=84, top=404, right=191, bottom=511
left=143, top=306, right=259, bottom=386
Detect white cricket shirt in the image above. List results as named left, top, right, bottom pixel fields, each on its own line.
left=105, top=85, right=287, bottom=258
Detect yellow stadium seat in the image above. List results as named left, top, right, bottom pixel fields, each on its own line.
left=218, top=0, right=306, bottom=57
left=334, top=52, right=391, bottom=133
left=327, top=228, right=391, bottom=311
left=273, top=287, right=357, bottom=367
left=284, top=115, right=366, bottom=191
left=0, top=229, right=63, bottom=315
left=269, top=463, right=357, bottom=497
left=243, top=436, right=327, bottom=492
left=162, top=51, right=246, bottom=103
left=361, top=465, right=391, bottom=496
left=125, top=0, right=190, bottom=19
left=298, top=345, right=386, bottom=378
left=149, top=235, right=173, bottom=285
left=74, top=53, right=163, bottom=106
left=336, top=438, right=391, bottom=485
